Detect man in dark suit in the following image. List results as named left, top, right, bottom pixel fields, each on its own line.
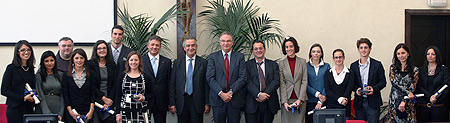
left=169, top=37, right=210, bottom=123
left=350, top=38, right=386, bottom=123
left=244, top=41, right=280, bottom=123
left=207, top=31, right=246, bottom=123
left=142, top=35, right=172, bottom=123
left=109, top=25, right=133, bottom=74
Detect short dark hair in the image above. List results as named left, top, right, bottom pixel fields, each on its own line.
left=66, top=48, right=90, bottom=78
left=424, top=46, right=443, bottom=66
left=59, top=37, right=73, bottom=43
left=356, top=38, right=372, bottom=48
left=13, top=40, right=35, bottom=67
left=91, top=40, right=113, bottom=65
left=182, top=36, right=197, bottom=47
left=149, top=35, right=163, bottom=43
left=281, top=36, right=300, bottom=55
left=220, top=31, right=233, bottom=41
left=251, top=40, right=266, bottom=50
left=124, top=51, right=144, bottom=74
left=332, top=49, right=345, bottom=57
left=308, top=43, right=324, bottom=60
left=111, top=25, right=124, bottom=33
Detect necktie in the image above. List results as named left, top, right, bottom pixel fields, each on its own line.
left=152, top=57, right=158, bottom=77
left=113, top=49, right=119, bottom=64
left=186, top=58, right=193, bottom=95
left=224, top=54, right=229, bottom=90
left=258, top=62, right=266, bottom=91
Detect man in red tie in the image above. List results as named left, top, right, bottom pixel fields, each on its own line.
left=244, top=40, right=280, bottom=123
left=206, top=31, right=247, bottom=123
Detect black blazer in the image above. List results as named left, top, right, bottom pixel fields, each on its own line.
left=88, top=60, right=117, bottom=101
left=206, top=51, right=246, bottom=108
left=169, top=56, right=209, bottom=115
left=62, top=71, right=96, bottom=115
left=1, top=64, right=36, bottom=108
left=109, top=44, right=133, bottom=74
left=114, top=73, right=155, bottom=114
left=350, top=58, right=386, bottom=109
left=324, top=68, right=354, bottom=116
left=244, top=59, right=280, bottom=114
left=416, top=65, right=450, bottom=104
left=142, top=54, right=172, bottom=111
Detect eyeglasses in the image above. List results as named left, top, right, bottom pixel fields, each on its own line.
left=18, top=48, right=31, bottom=52
left=333, top=56, right=344, bottom=59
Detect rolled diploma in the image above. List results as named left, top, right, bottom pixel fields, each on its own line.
left=434, top=85, right=448, bottom=96
left=71, top=109, right=85, bottom=123
left=403, top=94, right=424, bottom=99
left=307, top=106, right=326, bottom=115
left=25, top=83, right=40, bottom=104
left=144, top=112, right=149, bottom=123
left=94, top=102, right=114, bottom=114
left=288, top=103, right=297, bottom=108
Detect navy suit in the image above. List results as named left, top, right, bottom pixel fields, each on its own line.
left=142, top=54, right=171, bottom=123
left=169, top=55, right=209, bottom=123
left=350, top=58, right=386, bottom=123
left=206, top=50, right=246, bottom=123
left=244, top=59, right=280, bottom=123
left=108, top=44, right=133, bottom=74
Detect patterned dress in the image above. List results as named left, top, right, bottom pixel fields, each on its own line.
left=387, top=65, right=419, bottom=123
left=119, top=73, right=149, bottom=123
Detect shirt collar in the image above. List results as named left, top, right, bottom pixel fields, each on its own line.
left=111, top=43, right=123, bottom=51
left=222, top=50, right=232, bottom=57
left=309, top=58, right=324, bottom=66
left=186, top=54, right=196, bottom=61
left=72, top=67, right=86, bottom=74
left=330, top=66, right=350, bottom=73
left=148, top=53, right=160, bottom=60
left=358, top=57, right=371, bottom=66
left=256, top=58, right=265, bottom=64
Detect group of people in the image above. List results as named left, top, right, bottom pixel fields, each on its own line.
left=1, top=25, right=449, bottom=123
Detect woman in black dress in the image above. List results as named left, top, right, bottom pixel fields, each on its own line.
left=115, top=51, right=154, bottom=123
left=62, top=48, right=96, bottom=123
left=88, top=40, right=116, bottom=123
left=1, top=40, right=36, bottom=123
left=416, top=46, right=450, bottom=122
left=35, top=50, right=64, bottom=121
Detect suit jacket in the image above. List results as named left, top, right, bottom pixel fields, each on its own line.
left=1, top=64, right=36, bottom=108
left=244, top=58, right=280, bottom=114
left=88, top=60, right=117, bottom=101
left=143, top=54, right=172, bottom=111
left=350, top=58, right=386, bottom=109
left=416, top=65, right=450, bottom=104
left=62, top=71, right=96, bottom=114
left=206, top=50, right=246, bottom=108
left=279, top=56, right=308, bottom=104
left=109, top=44, right=133, bottom=74
left=169, top=55, right=209, bottom=115
left=324, top=68, right=354, bottom=111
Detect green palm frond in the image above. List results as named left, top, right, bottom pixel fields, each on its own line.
left=199, top=0, right=284, bottom=59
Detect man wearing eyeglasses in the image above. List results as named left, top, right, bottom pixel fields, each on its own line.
left=350, top=38, right=386, bottom=123
left=207, top=31, right=246, bottom=123
left=56, top=37, right=73, bottom=72
left=244, top=40, right=280, bottom=123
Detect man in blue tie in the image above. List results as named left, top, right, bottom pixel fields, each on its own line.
left=169, top=37, right=210, bottom=123
left=142, top=35, right=172, bottom=123
left=207, top=31, right=246, bottom=123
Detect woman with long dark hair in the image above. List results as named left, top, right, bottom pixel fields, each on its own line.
left=62, top=48, right=96, bottom=123
left=386, top=43, right=418, bottom=123
left=1, top=40, right=36, bottom=123
left=35, top=50, right=64, bottom=121
left=88, top=40, right=116, bottom=122
left=416, top=46, right=450, bottom=122
left=115, top=51, right=154, bottom=123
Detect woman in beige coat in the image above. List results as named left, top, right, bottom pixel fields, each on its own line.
left=279, top=37, right=308, bottom=123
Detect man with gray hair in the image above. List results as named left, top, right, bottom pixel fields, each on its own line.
left=56, top=37, right=73, bottom=72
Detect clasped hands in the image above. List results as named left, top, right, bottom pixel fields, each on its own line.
left=219, top=91, right=233, bottom=103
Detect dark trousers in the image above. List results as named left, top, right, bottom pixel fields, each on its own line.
left=212, top=102, right=241, bottom=123
left=6, top=102, right=34, bottom=123
left=416, top=105, right=448, bottom=122
left=355, top=99, right=380, bottom=123
left=178, top=94, right=203, bottom=123
left=244, top=101, right=274, bottom=123
left=150, top=105, right=167, bottom=123
left=306, top=102, right=318, bottom=123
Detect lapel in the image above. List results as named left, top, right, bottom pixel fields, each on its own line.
left=181, top=57, right=187, bottom=84
left=251, top=59, right=260, bottom=87
left=193, top=56, right=200, bottom=77
left=293, top=56, right=301, bottom=83
left=368, top=58, right=375, bottom=86
left=218, top=51, right=226, bottom=78
left=354, top=61, right=362, bottom=87
left=143, top=55, right=155, bottom=78
left=156, top=55, right=165, bottom=78
left=282, top=58, right=294, bottom=84
left=228, top=51, right=235, bottom=79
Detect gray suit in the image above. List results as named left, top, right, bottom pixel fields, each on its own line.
left=206, top=50, right=246, bottom=123
left=278, top=56, right=308, bottom=123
